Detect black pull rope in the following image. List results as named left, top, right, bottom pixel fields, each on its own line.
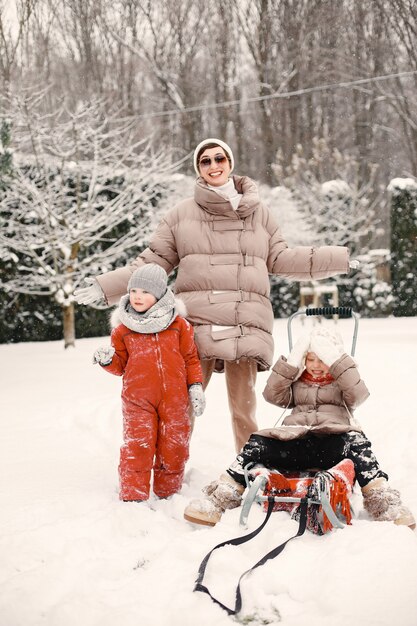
left=194, top=497, right=309, bottom=616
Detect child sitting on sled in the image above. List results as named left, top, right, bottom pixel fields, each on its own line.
left=184, top=326, right=415, bottom=529
left=93, top=264, right=205, bottom=502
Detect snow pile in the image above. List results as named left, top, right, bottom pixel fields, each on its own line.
left=387, top=177, right=417, bottom=194
left=1, top=317, right=417, bottom=626
left=321, top=179, right=352, bottom=196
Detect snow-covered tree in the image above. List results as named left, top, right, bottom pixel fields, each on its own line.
left=272, top=137, right=384, bottom=256
left=388, top=177, right=417, bottom=317
left=0, top=93, right=174, bottom=347
left=0, top=117, right=13, bottom=186
left=338, top=249, right=394, bottom=318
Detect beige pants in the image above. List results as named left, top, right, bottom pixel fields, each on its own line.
left=197, top=358, right=258, bottom=452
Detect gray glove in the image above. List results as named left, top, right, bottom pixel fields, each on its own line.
left=188, top=383, right=206, bottom=417
left=93, top=346, right=115, bottom=366
left=74, top=278, right=105, bottom=305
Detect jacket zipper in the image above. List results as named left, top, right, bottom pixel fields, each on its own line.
left=154, top=334, right=167, bottom=394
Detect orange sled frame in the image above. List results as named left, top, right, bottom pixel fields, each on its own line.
left=239, top=459, right=355, bottom=533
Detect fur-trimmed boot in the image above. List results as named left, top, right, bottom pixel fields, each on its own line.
left=184, top=473, right=245, bottom=526
left=362, top=478, right=416, bottom=529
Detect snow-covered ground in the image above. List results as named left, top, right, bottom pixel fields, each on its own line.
left=1, top=316, right=417, bottom=626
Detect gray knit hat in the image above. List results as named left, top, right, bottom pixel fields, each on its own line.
left=127, top=264, right=168, bottom=300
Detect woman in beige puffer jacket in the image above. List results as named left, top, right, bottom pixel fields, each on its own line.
left=75, top=138, right=352, bottom=451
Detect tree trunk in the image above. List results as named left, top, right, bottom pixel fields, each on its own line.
left=63, top=303, right=76, bottom=349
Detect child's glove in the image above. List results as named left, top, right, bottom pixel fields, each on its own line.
left=93, top=346, right=115, bottom=366
left=309, top=327, right=344, bottom=366
left=287, top=332, right=311, bottom=370
left=74, top=278, right=105, bottom=305
left=189, top=383, right=206, bottom=417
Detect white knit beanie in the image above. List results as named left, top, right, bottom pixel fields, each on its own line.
left=309, top=327, right=345, bottom=352
left=127, top=264, right=168, bottom=300
left=193, top=138, right=235, bottom=176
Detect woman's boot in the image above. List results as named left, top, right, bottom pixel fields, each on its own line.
left=362, top=477, right=415, bottom=529
left=184, top=473, right=245, bottom=526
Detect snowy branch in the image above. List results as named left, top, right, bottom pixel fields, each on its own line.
left=0, top=97, right=174, bottom=307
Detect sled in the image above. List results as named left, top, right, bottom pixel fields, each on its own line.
left=194, top=459, right=356, bottom=616
left=240, top=306, right=360, bottom=534
left=239, top=458, right=355, bottom=534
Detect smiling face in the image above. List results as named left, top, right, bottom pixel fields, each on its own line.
left=304, top=352, right=330, bottom=378
left=129, top=288, right=157, bottom=313
left=197, top=146, right=231, bottom=187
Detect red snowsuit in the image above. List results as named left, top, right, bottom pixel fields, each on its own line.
left=102, top=316, right=202, bottom=500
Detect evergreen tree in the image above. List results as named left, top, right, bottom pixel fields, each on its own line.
left=0, top=118, right=13, bottom=188
left=388, top=179, right=417, bottom=317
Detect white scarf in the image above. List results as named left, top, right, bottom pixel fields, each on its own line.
left=208, top=178, right=242, bottom=210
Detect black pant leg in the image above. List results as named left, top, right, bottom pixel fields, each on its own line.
left=342, top=431, right=388, bottom=487
left=303, top=435, right=346, bottom=469
left=226, top=435, right=276, bottom=485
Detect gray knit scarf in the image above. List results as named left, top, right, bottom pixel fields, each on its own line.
left=118, top=288, right=177, bottom=334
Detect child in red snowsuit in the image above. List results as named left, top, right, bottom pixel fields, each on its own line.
left=93, top=264, right=204, bottom=501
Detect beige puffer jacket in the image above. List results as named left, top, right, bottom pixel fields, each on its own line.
left=258, top=354, right=369, bottom=440
left=97, top=175, right=349, bottom=370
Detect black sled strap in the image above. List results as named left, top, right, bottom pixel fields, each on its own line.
left=194, top=497, right=308, bottom=616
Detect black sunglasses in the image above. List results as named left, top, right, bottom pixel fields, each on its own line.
left=199, top=154, right=228, bottom=168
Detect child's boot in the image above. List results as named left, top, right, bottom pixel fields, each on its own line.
left=184, top=473, right=245, bottom=526
left=362, top=477, right=416, bottom=529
